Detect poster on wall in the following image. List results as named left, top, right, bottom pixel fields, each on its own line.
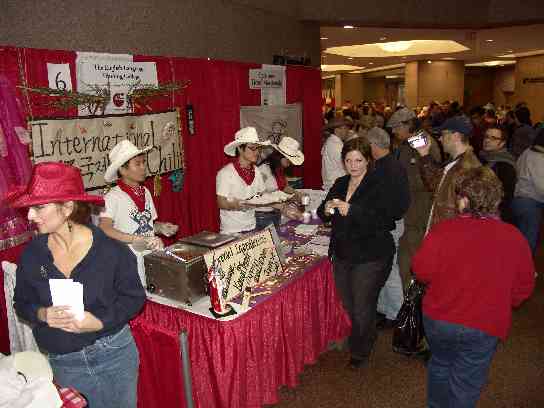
left=240, top=103, right=303, bottom=147
left=249, top=64, right=286, bottom=106
left=76, top=52, right=158, bottom=116
left=203, top=228, right=283, bottom=302
left=29, top=110, right=182, bottom=190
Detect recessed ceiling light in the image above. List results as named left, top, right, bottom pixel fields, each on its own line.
left=368, top=62, right=374, bottom=65
left=485, top=39, right=494, bottom=42
left=320, top=37, right=328, bottom=40
left=348, top=57, right=354, bottom=60
left=401, top=56, right=407, bottom=59
left=379, top=36, right=387, bottom=41
left=442, top=57, right=456, bottom=60
left=427, top=60, right=432, bottom=64
left=343, top=25, right=354, bottom=29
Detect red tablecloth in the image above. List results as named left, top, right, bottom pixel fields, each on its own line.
left=131, top=257, right=350, bottom=408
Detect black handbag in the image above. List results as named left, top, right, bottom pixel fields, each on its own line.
left=392, top=279, right=427, bottom=355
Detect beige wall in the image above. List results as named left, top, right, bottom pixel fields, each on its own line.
left=514, top=55, right=544, bottom=123
left=404, top=62, right=419, bottom=108
left=403, top=61, right=464, bottom=108
left=362, top=78, right=386, bottom=104
left=417, top=61, right=465, bottom=106
left=493, top=66, right=516, bottom=108
left=0, top=0, right=320, bottom=66
left=341, top=74, right=364, bottom=106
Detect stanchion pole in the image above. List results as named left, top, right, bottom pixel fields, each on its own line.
left=179, top=329, right=194, bottom=408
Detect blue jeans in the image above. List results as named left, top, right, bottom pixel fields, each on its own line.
left=255, top=209, right=281, bottom=231
left=48, top=325, right=139, bottom=408
left=377, top=219, right=404, bottom=320
left=423, top=315, right=498, bottom=408
left=511, top=196, right=544, bottom=254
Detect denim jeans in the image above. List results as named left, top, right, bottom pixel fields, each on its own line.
left=423, top=315, right=499, bottom=408
left=48, top=325, right=139, bottom=408
left=333, top=255, right=394, bottom=360
left=511, top=196, right=544, bottom=254
left=377, top=219, right=405, bottom=320
left=255, top=209, right=281, bottom=231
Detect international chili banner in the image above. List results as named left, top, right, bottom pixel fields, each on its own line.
left=29, top=110, right=183, bottom=190
left=203, top=229, right=283, bottom=302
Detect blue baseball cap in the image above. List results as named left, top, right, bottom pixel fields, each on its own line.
left=439, top=116, right=473, bottom=136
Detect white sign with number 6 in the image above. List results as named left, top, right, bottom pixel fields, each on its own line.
left=47, top=63, right=73, bottom=92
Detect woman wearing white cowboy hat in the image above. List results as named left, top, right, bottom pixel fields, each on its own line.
left=256, top=137, right=305, bottom=229
left=99, top=140, right=178, bottom=286
left=216, top=127, right=270, bottom=234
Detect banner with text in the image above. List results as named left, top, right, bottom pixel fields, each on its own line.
left=203, top=229, right=283, bottom=302
left=76, top=52, right=158, bottom=115
left=249, top=65, right=286, bottom=105
left=240, top=103, right=303, bottom=147
left=30, top=110, right=183, bottom=189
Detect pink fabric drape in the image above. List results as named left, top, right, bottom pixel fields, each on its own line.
left=131, top=258, right=351, bottom=408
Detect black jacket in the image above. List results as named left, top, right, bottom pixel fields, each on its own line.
left=14, top=224, right=145, bottom=354
left=318, top=155, right=409, bottom=263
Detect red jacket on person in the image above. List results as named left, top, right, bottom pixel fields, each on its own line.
left=412, top=215, right=535, bottom=340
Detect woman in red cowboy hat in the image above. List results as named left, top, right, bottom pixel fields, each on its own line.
left=9, top=162, right=145, bottom=408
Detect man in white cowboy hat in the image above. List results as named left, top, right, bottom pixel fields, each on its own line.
left=321, top=117, right=351, bottom=191
left=99, top=139, right=178, bottom=286
left=217, top=127, right=270, bottom=234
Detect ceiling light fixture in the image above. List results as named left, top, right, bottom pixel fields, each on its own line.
left=466, top=60, right=516, bottom=67
left=368, top=62, right=374, bottom=65
left=348, top=57, right=353, bottom=60
left=379, top=36, right=387, bottom=41
left=485, top=39, right=494, bottom=42
left=427, top=60, right=432, bottom=64
left=343, top=25, right=354, bottom=29
left=321, top=64, right=364, bottom=72
left=320, top=37, right=328, bottom=40
left=378, top=41, right=413, bottom=53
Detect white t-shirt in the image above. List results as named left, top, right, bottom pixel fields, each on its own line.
left=216, top=163, right=265, bottom=234
left=321, top=134, right=346, bottom=191
left=256, top=163, right=279, bottom=213
left=100, top=185, right=158, bottom=286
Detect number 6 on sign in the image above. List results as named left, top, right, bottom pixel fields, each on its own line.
left=47, top=63, right=73, bottom=92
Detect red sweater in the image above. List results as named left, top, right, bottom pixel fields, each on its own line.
left=412, top=215, right=535, bottom=340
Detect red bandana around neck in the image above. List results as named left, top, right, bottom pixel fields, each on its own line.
left=117, top=180, right=146, bottom=212
left=274, top=167, right=287, bottom=191
left=233, top=160, right=256, bottom=186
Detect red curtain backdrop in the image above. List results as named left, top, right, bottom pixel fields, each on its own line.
left=0, top=45, right=323, bottom=352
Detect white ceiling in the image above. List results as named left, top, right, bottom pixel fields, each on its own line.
left=320, top=24, right=544, bottom=75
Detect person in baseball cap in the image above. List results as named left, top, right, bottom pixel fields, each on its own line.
left=99, top=140, right=178, bottom=287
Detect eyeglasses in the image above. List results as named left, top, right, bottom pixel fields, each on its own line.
left=484, top=134, right=503, bottom=142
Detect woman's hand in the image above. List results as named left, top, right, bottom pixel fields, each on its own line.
left=146, top=236, right=164, bottom=251
left=329, top=199, right=350, bottom=216
left=39, top=307, right=104, bottom=333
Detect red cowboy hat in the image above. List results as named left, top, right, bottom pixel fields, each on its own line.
left=6, top=162, right=104, bottom=208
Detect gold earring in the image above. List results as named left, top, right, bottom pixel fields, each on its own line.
left=67, top=220, right=73, bottom=233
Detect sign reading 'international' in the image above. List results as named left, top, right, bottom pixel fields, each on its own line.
left=29, top=110, right=183, bottom=189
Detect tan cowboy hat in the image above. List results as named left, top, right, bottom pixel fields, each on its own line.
left=224, top=127, right=271, bottom=157
left=104, top=140, right=152, bottom=182
left=273, top=136, right=304, bottom=166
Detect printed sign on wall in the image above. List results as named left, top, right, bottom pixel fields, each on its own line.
left=29, top=110, right=182, bottom=189
left=240, top=103, right=303, bottom=147
left=76, top=52, right=158, bottom=115
left=203, top=229, right=283, bottom=302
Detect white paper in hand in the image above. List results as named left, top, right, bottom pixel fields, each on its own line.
left=49, top=279, right=85, bottom=321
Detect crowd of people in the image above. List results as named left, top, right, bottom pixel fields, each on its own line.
left=321, top=98, right=538, bottom=406
left=4, top=96, right=540, bottom=407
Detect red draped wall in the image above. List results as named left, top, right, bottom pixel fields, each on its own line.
left=0, top=45, right=323, bottom=353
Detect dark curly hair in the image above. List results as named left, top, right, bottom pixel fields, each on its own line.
left=454, top=167, right=503, bottom=217
left=341, top=137, right=374, bottom=170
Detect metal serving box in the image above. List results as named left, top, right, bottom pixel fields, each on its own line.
left=144, top=242, right=211, bottom=306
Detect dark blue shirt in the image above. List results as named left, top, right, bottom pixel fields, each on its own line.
left=14, top=224, right=146, bottom=354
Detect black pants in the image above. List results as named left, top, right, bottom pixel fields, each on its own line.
left=333, top=255, right=394, bottom=360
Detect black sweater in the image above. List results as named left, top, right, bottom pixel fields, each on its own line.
left=14, top=224, right=146, bottom=354
left=318, top=154, right=410, bottom=263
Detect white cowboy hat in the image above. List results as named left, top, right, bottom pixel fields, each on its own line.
left=224, top=127, right=271, bottom=157
left=104, top=140, right=152, bottom=182
left=274, top=136, right=304, bottom=166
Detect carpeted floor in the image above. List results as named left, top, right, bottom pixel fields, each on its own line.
left=271, top=245, right=544, bottom=408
